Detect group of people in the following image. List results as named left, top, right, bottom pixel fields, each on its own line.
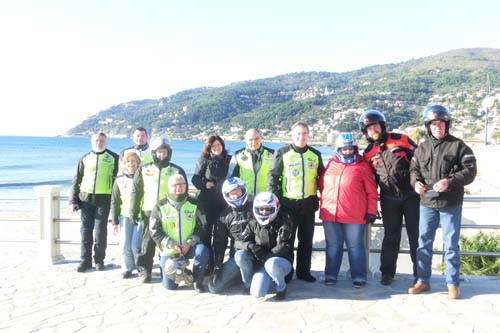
left=69, top=104, right=477, bottom=300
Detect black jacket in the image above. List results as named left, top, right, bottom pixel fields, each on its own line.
left=212, top=201, right=253, bottom=270
left=191, top=153, right=231, bottom=210
left=410, top=134, right=477, bottom=208
left=236, top=211, right=295, bottom=264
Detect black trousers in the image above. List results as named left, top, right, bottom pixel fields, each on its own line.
left=80, top=200, right=110, bottom=264
left=136, top=211, right=155, bottom=274
left=379, top=193, right=420, bottom=277
left=289, top=211, right=316, bottom=276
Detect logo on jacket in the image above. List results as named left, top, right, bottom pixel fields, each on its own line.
left=185, top=212, right=194, bottom=220
left=308, top=161, right=316, bottom=169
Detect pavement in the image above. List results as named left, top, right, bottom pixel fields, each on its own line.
left=1, top=241, right=500, bottom=333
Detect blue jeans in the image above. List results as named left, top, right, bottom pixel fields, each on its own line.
left=207, top=257, right=242, bottom=294
left=250, top=257, right=292, bottom=298
left=234, top=249, right=256, bottom=289
left=159, top=243, right=209, bottom=290
left=322, top=221, right=367, bottom=282
left=80, top=200, right=110, bottom=264
left=417, top=205, right=462, bottom=286
left=119, top=216, right=142, bottom=272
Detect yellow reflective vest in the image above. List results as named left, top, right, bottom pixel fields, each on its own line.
left=234, top=147, right=274, bottom=197
left=159, top=200, right=198, bottom=257
left=79, top=150, right=118, bottom=195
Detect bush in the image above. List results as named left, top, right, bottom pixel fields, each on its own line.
left=459, top=232, right=500, bottom=275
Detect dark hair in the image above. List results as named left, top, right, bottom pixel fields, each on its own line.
left=201, top=135, right=227, bottom=158
left=134, top=127, right=148, bottom=136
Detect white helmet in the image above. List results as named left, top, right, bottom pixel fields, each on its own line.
left=149, top=137, right=172, bottom=161
left=253, top=192, right=279, bottom=226
left=222, top=177, right=248, bottom=209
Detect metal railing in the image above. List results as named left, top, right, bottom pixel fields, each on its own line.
left=1, top=185, right=500, bottom=265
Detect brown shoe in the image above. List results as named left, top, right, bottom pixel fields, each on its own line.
left=448, top=285, right=460, bottom=299
left=408, top=282, right=431, bottom=294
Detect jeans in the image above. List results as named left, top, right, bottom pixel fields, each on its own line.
left=80, top=200, right=110, bottom=264
left=234, top=249, right=256, bottom=289
left=159, top=243, right=210, bottom=290
left=379, top=193, right=420, bottom=277
left=322, top=221, right=367, bottom=282
left=250, top=257, right=292, bottom=298
left=207, top=257, right=242, bottom=294
left=416, top=205, right=462, bottom=286
left=119, top=216, right=142, bottom=272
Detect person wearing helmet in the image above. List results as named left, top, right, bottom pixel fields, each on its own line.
left=319, top=133, right=378, bottom=287
left=208, top=177, right=253, bottom=294
left=150, top=174, right=210, bottom=292
left=234, top=192, right=294, bottom=300
left=130, top=137, right=187, bottom=283
left=267, top=122, right=325, bottom=283
left=191, top=135, right=232, bottom=268
left=227, top=128, right=275, bottom=199
left=70, top=132, right=119, bottom=272
left=359, top=109, right=420, bottom=286
left=409, top=105, right=477, bottom=299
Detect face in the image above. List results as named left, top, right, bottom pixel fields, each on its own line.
left=292, top=125, right=308, bottom=148
left=211, top=140, right=223, bottom=156
left=228, top=188, right=243, bottom=200
left=341, top=147, right=355, bottom=158
left=429, top=120, right=447, bottom=139
left=92, top=134, right=107, bottom=152
left=124, top=158, right=139, bottom=174
left=169, top=178, right=187, bottom=195
left=366, top=123, right=382, bottom=141
left=155, top=147, right=168, bottom=160
left=133, top=130, right=148, bottom=146
left=258, top=207, right=273, bottom=216
left=245, top=130, right=262, bottom=151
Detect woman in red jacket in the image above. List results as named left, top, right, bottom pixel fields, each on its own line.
left=319, top=133, right=378, bottom=287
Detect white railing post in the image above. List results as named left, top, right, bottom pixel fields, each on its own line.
left=35, top=185, right=65, bottom=264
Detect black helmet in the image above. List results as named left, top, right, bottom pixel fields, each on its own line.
left=423, top=104, right=452, bottom=134
left=358, top=109, right=386, bottom=133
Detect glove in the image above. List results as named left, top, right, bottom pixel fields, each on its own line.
left=248, top=243, right=270, bottom=262
left=211, top=267, right=223, bottom=286
left=70, top=204, right=80, bottom=213
left=365, top=213, right=377, bottom=224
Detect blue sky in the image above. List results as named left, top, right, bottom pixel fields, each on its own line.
left=1, top=0, right=499, bottom=136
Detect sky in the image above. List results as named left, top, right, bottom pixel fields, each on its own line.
left=1, top=0, right=499, bottom=136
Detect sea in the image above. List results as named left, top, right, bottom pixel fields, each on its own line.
left=0, top=136, right=336, bottom=212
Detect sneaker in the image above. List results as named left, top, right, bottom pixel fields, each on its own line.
left=76, top=261, right=92, bottom=273
left=297, top=273, right=316, bottom=283
left=447, top=285, right=460, bottom=299
left=324, top=278, right=337, bottom=286
left=95, top=263, right=105, bottom=271
left=408, top=282, right=431, bottom=294
left=139, top=273, right=152, bottom=284
left=121, top=271, right=132, bottom=279
left=353, top=281, right=366, bottom=288
left=274, top=287, right=287, bottom=300
left=380, top=274, right=393, bottom=286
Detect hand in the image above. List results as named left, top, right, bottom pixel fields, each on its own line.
left=172, top=243, right=183, bottom=255
left=433, top=179, right=449, bottom=192
left=365, top=213, right=377, bottom=224
left=414, top=181, right=426, bottom=195
left=248, top=243, right=269, bottom=262
left=70, top=204, right=80, bottom=213
left=206, top=181, right=215, bottom=189
left=113, top=224, right=119, bottom=236
left=180, top=243, right=191, bottom=255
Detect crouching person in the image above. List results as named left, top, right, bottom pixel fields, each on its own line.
left=209, top=177, right=252, bottom=294
left=235, top=192, right=294, bottom=300
left=150, top=174, right=210, bottom=292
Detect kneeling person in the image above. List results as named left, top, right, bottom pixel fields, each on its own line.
left=235, top=192, right=294, bottom=300
left=209, top=177, right=253, bottom=294
left=150, top=174, right=209, bottom=292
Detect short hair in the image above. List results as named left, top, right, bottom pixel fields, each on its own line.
left=168, top=174, right=186, bottom=186
left=292, top=122, right=309, bottom=133
left=201, top=135, right=227, bottom=158
left=134, top=127, right=148, bottom=136
left=122, top=151, right=141, bottom=166
left=92, top=132, right=107, bottom=140
left=245, top=128, right=262, bottom=140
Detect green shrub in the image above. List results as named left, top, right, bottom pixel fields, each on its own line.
left=459, top=232, right=500, bottom=275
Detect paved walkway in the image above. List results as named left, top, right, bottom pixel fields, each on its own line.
left=1, top=242, right=500, bottom=333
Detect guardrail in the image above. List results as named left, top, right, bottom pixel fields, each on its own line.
left=1, top=185, right=500, bottom=266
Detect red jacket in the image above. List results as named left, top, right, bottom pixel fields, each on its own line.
left=319, top=155, right=378, bottom=224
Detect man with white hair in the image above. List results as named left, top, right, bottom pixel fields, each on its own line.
left=69, top=132, right=119, bottom=272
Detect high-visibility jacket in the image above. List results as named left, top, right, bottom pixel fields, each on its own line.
left=232, top=146, right=274, bottom=197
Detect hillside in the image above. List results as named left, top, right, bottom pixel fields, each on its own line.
left=67, top=48, right=500, bottom=141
